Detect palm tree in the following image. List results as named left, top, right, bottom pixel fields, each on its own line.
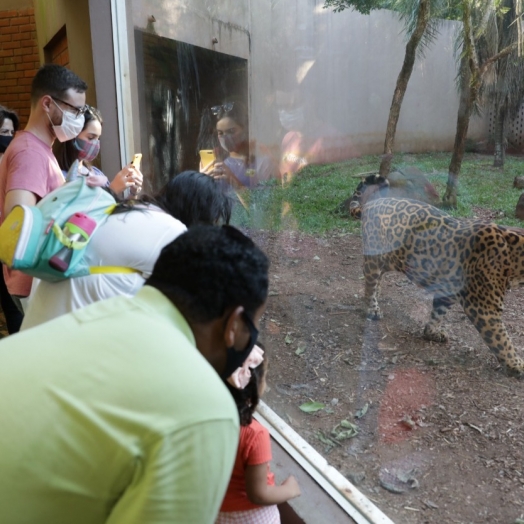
left=325, top=0, right=455, bottom=176
left=485, top=0, right=524, bottom=167
left=442, top=0, right=520, bottom=207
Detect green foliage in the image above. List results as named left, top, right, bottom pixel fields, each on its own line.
left=323, top=0, right=391, bottom=15
left=230, top=153, right=524, bottom=235
left=324, top=0, right=462, bottom=25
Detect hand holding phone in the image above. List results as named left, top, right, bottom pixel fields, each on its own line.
left=128, top=153, right=143, bottom=196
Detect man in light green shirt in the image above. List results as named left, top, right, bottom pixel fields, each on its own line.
left=0, top=225, right=268, bottom=524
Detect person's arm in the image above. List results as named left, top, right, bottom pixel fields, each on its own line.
left=4, top=189, right=37, bottom=217
left=3, top=146, right=58, bottom=216
left=245, top=466, right=301, bottom=506
left=105, top=419, right=239, bottom=524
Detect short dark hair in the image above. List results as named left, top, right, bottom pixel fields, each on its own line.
left=225, top=354, right=268, bottom=426
left=154, top=171, right=232, bottom=227
left=53, top=106, right=102, bottom=171
left=146, top=225, right=269, bottom=323
left=31, top=64, right=87, bottom=106
left=0, top=105, right=19, bottom=132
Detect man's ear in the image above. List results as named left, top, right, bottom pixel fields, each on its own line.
left=41, top=95, right=53, bottom=114
left=224, top=306, right=244, bottom=347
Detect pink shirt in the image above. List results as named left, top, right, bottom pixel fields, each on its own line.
left=0, top=131, right=64, bottom=296
left=220, top=419, right=275, bottom=512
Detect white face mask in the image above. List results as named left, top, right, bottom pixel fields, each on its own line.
left=278, top=107, right=305, bottom=132
left=218, top=130, right=247, bottom=153
left=48, top=99, right=85, bottom=142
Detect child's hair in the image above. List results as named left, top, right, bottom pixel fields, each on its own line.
left=110, top=170, right=233, bottom=226
left=226, top=348, right=268, bottom=426
left=153, top=170, right=232, bottom=226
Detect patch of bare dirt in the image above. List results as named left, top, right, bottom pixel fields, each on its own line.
left=248, top=227, right=524, bottom=524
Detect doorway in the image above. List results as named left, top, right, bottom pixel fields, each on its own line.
left=135, top=30, right=248, bottom=191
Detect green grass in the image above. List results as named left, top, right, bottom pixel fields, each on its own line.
left=230, top=152, right=524, bottom=235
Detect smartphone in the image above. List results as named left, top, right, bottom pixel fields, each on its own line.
left=199, top=149, right=215, bottom=167
left=130, top=153, right=142, bottom=170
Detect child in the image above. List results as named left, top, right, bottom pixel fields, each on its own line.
left=217, top=346, right=301, bottom=524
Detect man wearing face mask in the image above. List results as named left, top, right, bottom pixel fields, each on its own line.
left=0, top=64, right=87, bottom=314
left=0, top=224, right=268, bottom=524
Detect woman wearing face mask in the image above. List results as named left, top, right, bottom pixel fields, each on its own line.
left=201, top=101, right=278, bottom=189
left=0, top=105, right=18, bottom=163
left=53, top=106, right=143, bottom=196
left=0, top=105, right=24, bottom=334
left=276, top=89, right=358, bottom=184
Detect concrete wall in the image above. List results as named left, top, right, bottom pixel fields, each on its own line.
left=249, top=0, right=487, bottom=155
left=125, top=0, right=486, bottom=159
left=129, top=0, right=250, bottom=59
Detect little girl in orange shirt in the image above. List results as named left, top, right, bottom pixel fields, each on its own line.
left=217, top=346, right=301, bottom=524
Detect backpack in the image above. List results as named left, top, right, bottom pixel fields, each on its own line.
left=0, top=165, right=137, bottom=282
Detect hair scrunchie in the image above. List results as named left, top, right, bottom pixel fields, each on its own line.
left=227, top=345, right=264, bottom=389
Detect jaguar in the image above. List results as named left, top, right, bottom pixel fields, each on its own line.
left=345, top=174, right=389, bottom=219
left=345, top=169, right=440, bottom=219
left=362, top=197, right=524, bottom=374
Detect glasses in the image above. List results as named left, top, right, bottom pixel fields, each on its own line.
left=51, top=97, right=87, bottom=119
left=211, top=102, right=234, bottom=116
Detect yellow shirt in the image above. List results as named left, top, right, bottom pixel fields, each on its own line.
left=0, top=286, right=239, bottom=523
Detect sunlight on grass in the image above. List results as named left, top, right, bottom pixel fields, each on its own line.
left=230, top=153, right=524, bottom=234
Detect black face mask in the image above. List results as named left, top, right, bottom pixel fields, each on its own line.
left=221, top=312, right=259, bottom=379
left=0, top=135, right=13, bottom=154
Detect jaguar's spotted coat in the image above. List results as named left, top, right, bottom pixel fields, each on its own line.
left=362, top=197, right=524, bottom=374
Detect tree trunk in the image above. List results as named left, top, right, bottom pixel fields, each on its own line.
left=378, top=0, right=430, bottom=176
left=443, top=63, right=476, bottom=208
left=442, top=0, right=518, bottom=207
left=493, top=101, right=507, bottom=168
left=443, top=0, right=477, bottom=209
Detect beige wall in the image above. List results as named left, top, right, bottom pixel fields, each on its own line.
left=33, top=0, right=96, bottom=106
left=0, top=0, right=33, bottom=8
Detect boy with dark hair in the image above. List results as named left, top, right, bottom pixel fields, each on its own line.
left=0, top=64, right=88, bottom=317
left=0, top=225, right=269, bottom=524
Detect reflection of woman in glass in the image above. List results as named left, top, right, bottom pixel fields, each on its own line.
left=201, top=101, right=278, bottom=189
left=277, top=89, right=357, bottom=184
